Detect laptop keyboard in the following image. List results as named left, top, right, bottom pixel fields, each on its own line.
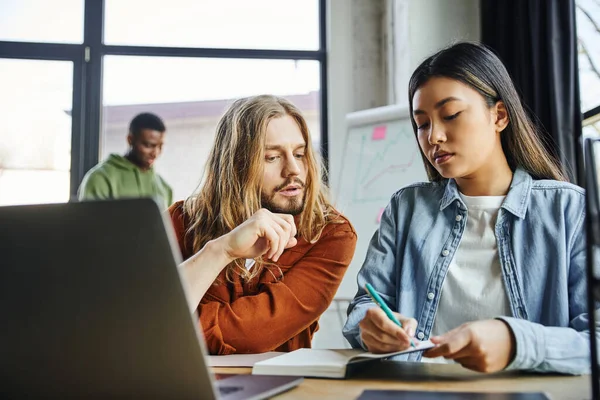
left=219, top=386, right=243, bottom=395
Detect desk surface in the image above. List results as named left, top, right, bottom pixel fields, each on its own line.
left=214, top=362, right=592, bottom=400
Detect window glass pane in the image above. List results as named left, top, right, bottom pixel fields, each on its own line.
left=0, top=0, right=84, bottom=44
left=584, top=122, right=600, bottom=138
left=102, top=56, right=321, bottom=203
left=0, top=59, right=72, bottom=206
left=104, top=0, right=319, bottom=50
left=576, top=0, right=600, bottom=112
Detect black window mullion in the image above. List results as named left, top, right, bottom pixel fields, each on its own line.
left=81, top=0, right=104, bottom=188
left=318, top=0, right=329, bottom=176
left=70, top=57, right=86, bottom=200
left=584, top=105, right=600, bottom=122
left=103, top=44, right=323, bottom=60
left=0, top=42, right=85, bottom=202
left=0, top=41, right=81, bottom=60
left=78, top=0, right=328, bottom=191
left=1, top=1, right=329, bottom=203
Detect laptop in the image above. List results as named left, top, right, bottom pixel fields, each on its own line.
left=0, top=198, right=303, bottom=399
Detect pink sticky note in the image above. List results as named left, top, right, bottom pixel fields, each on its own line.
left=372, top=125, right=387, bottom=141
left=377, top=207, right=385, bottom=223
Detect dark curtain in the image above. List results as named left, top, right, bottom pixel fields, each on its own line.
left=481, top=0, right=583, bottom=184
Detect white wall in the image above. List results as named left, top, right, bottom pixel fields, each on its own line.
left=394, top=0, right=481, bottom=106
left=328, top=0, right=480, bottom=196
left=315, top=0, right=480, bottom=349
left=327, top=0, right=388, bottom=200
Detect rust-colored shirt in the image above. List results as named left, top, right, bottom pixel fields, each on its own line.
left=168, top=201, right=357, bottom=355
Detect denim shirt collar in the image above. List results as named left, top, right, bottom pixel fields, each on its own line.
left=439, top=167, right=532, bottom=219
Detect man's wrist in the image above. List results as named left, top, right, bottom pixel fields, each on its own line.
left=205, top=237, right=235, bottom=265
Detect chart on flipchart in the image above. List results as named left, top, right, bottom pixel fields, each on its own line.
left=336, top=105, right=427, bottom=299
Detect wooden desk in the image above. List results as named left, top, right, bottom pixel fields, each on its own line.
left=214, top=362, right=592, bottom=400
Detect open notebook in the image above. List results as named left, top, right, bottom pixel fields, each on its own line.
left=252, top=340, right=434, bottom=379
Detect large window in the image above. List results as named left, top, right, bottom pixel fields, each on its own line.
left=0, top=59, right=73, bottom=205
left=0, top=0, right=84, bottom=44
left=0, top=0, right=326, bottom=206
left=104, top=0, right=319, bottom=50
left=576, top=0, right=600, bottom=136
left=102, top=56, right=320, bottom=201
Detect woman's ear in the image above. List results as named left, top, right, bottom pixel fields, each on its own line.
left=494, top=101, right=509, bottom=133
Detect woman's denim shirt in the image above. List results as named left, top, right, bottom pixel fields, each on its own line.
left=343, top=168, right=598, bottom=374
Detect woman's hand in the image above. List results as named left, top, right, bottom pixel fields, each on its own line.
left=359, top=307, right=418, bottom=353
left=424, top=319, right=516, bottom=373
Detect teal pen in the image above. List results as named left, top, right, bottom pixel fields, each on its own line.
left=365, top=282, right=416, bottom=348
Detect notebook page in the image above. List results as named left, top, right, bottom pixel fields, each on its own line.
left=255, top=349, right=363, bottom=369
left=349, top=340, right=434, bottom=362
left=208, top=352, right=284, bottom=367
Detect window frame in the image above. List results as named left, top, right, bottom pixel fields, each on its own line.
left=0, top=0, right=328, bottom=199
left=576, top=0, right=600, bottom=136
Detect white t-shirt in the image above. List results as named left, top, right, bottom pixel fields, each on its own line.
left=423, top=193, right=512, bottom=364
left=245, top=259, right=256, bottom=270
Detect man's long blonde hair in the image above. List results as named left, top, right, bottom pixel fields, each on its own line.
left=183, top=95, right=336, bottom=281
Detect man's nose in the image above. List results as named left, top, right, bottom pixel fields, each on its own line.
left=283, top=157, right=301, bottom=176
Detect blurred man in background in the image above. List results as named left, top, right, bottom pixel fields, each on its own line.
left=78, top=112, right=172, bottom=209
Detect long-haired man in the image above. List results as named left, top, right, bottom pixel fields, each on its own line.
left=169, top=95, right=357, bottom=354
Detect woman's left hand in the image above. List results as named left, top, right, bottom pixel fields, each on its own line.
left=423, top=319, right=516, bottom=373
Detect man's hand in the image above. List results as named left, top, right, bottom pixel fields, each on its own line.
left=219, top=208, right=297, bottom=262
left=424, top=319, right=516, bottom=373
left=359, top=307, right=418, bottom=353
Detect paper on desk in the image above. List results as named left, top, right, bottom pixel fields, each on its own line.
left=208, top=352, right=285, bottom=367
left=351, top=340, right=434, bottom=360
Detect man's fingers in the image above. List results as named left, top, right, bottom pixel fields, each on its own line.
left=274, top=213, right=297, bottom=238
left=257, top=212, right=291, bottom=260
left=285, top=236, right=298, bottom=248
left=269, top=222, right=287, bottom=261
left=261, top=224, right=280, bottom=260
left=272, top=213, right=296, bottom=239
left=270, top=214, right=297, bottom=260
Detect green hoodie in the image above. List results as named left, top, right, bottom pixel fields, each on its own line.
left=78, top=154, right=173, bottom=210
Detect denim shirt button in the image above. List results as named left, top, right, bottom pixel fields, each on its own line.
left=455, top=215, right=463, bottom=222
left=442, top=249, right=450, bottom=257
left=417, top=332, right=425, bottom=340
left=427, top=292, right=435, bottom=300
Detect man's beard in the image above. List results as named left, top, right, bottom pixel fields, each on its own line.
left=261, top=193, right=306, bottom=215
left=125, top=149, right=150, bottom=169
left=261, top=179, right=306, bottom=216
